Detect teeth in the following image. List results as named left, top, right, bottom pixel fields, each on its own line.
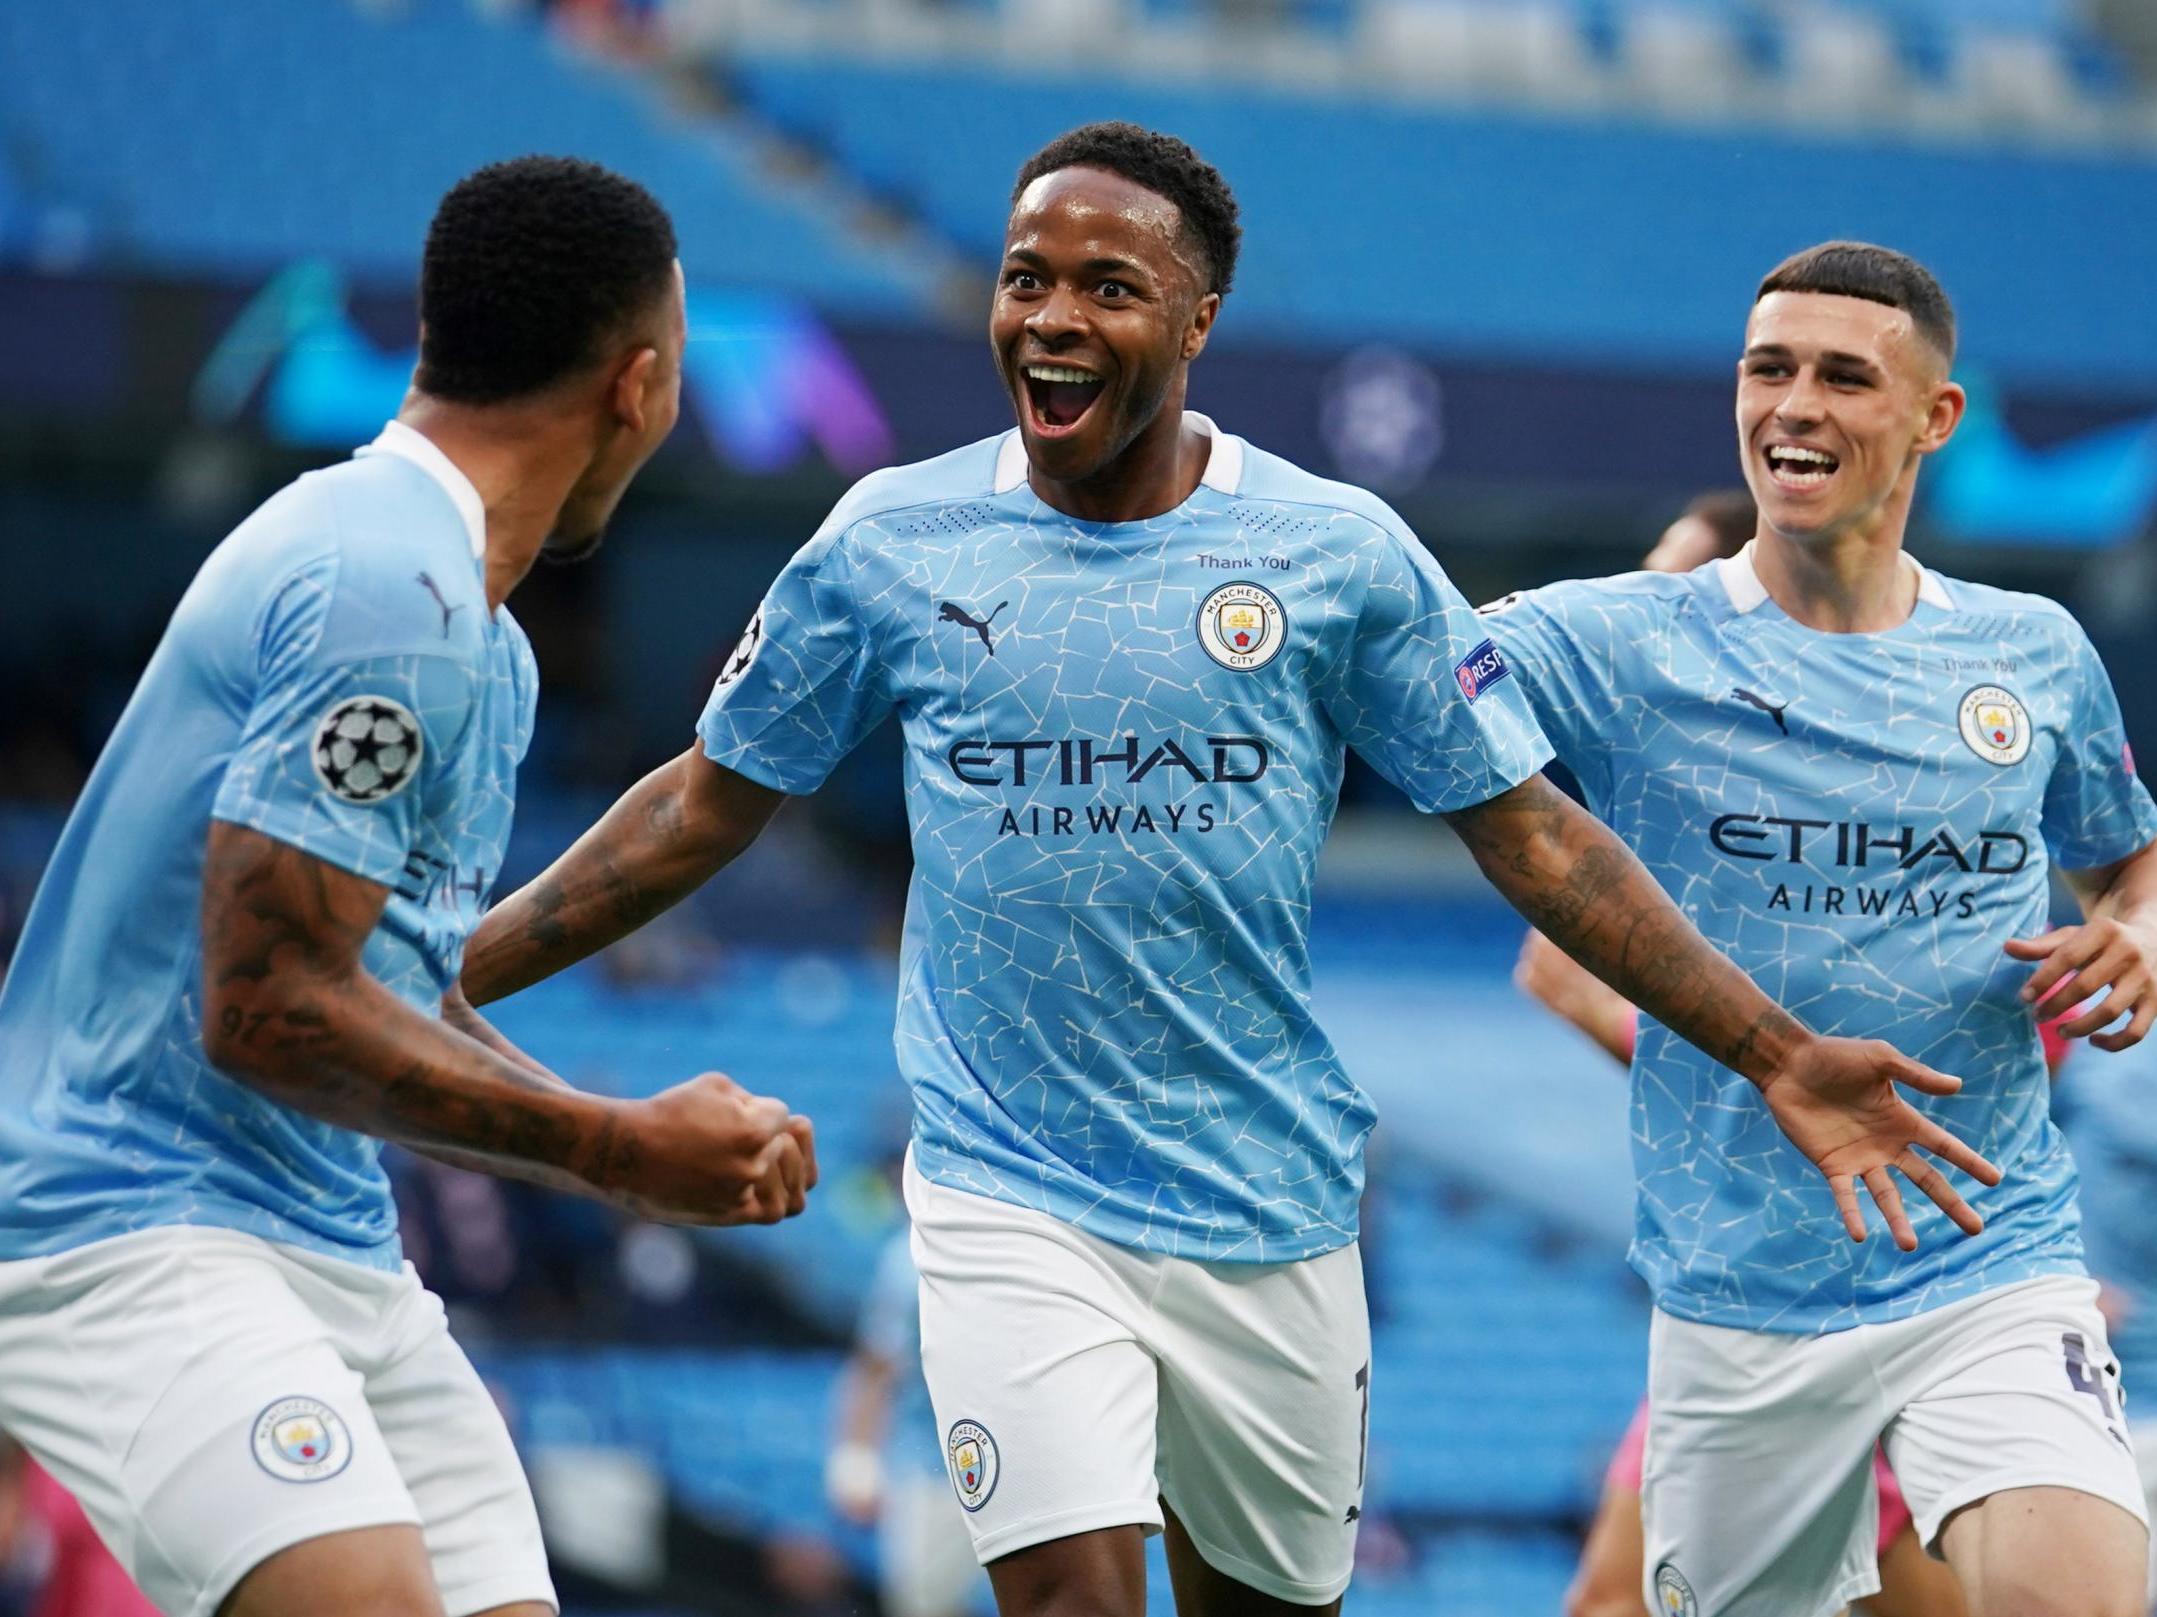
left=1769, top=446, right=1836, bottom=466
left=1024, top=365, right=1101, bottom=385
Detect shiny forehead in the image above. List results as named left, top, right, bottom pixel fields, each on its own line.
left=1746, top=291, right=1942, bottom=377
left=1006, top=166, right=1198, bottom=275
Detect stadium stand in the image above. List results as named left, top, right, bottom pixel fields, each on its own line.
left=718, top=49, right=2157, bottom=382
left=0, top=0, right=934, bottom=310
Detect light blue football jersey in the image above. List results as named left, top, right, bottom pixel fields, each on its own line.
left=0, top=423, right=536, bottom=1272
left=699, top=416, right=1551, bottom=1261
left=1485, top=545, right=2157, bottom=1332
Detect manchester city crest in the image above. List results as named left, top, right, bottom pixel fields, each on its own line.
left=250, top=1396, right=353, bottom=1483
left=1652, top=1561, right=1699, bottom=1617
left=945, top=1418, right=1000, bottom=1512
left=1196, top=581, right=1287, bottom=672
left=1958, top=683, right=2031, bottom=767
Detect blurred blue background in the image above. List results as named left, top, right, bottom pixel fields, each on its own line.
left=0, top=1, right=2153, bottom=1613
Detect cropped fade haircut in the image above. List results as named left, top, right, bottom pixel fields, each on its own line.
left=1011, top=122, right=1242, bottom=299
left=417, top=155, right=678, bottom=405
left=1756, top=241, right=1956, bottom=365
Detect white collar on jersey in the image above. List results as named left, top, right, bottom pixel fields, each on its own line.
left=1714, top=539, right=1955, bottom=615
left=355, top=420, right=487, bottom=561
left=992, top=410, right=1245, bottom=501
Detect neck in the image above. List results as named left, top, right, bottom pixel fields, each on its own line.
left=397, top=393, right=588, bottom=611
left=1030, top=392, right=1209, bottom=524
left=1751, top=481, right=1922, bottom=634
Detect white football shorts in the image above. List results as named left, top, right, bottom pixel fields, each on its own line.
left=0, top=1226, right=555, bottom=1617
left=1642, top=1275, right=2147, bottom=1617
left=904, top=1154, right=1369, bottom=1606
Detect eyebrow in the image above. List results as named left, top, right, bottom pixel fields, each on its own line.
left=1743, top=343, right=1883, bottom=373
left=1002, top=247, right=1148, bottom=278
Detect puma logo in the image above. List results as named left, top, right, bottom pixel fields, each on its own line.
left=417, top=572, right=465, bottom=639
left=938, top=600, right=1008, bottom=655
left=1733, top=687, right=1789, bottom=735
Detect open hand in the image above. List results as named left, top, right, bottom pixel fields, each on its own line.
left=1756, top=1036, right=2003, bottom=1251
left=2007, top=918, right=2157, bottom=1052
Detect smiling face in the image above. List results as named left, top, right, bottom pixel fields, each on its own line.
left=1737, top=291, right=1964, bottom=548
left=990, top=166, right=1219, bottom=489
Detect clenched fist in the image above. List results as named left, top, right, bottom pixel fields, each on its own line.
left=592, top=1072, right=818, bottom=1226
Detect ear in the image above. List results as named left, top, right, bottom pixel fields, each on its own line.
left=609, top=346, right=661, bottom=434
left=1182, top=292, right=1221, bottom=363
left=1914, top=378, right=1966, bottom=458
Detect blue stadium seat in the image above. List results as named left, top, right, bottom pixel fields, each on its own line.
left=0, top=0, right=928, bottom=312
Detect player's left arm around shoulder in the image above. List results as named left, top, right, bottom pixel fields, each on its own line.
left=2015, top=839, right=2157, bottom=1051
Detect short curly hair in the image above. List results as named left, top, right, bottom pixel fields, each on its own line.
left=417, top=155, right=678, bottom=405
left=1011, top=122, right=1241, bottom=298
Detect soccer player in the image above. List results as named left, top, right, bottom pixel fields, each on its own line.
left=460, top=129, right=1994, bottom=1616
left=827, top=1223, right=989, bottom=1617
left=0, top=157, right=815, bottom=1617
left=1483, top=241, right=2157, bottom=1617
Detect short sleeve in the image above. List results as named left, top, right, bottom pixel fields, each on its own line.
left=212, top=559, right=478, bottom=887
left=855, top=1231, right=919, bottom=1363
left=1321, top=524, right=1551, bottom=813
left=2042, top=624, right=2157, bottom=870
left=697, top=528, right=892, bottom=795
left=1475, top=583, right=1620, bottom=805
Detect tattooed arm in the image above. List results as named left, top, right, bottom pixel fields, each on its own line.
left=200, top=821, right=813, bottom=1225
left=1446, top=775, right=2002, bottom=1248
left=461, top=746, right=784, bottom=1006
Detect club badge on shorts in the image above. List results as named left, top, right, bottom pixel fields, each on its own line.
left=1653, top=1561, right=1699, bottom=1617
left=251, top=1396, right=353, bottom=1483
left=1958, top=684, right=2031, bottom=767
left=1196, top=582, right=1286, bottom=672
left=945, top=1418, right=999, bottom=1512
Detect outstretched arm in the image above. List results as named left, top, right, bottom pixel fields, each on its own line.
left=1447, top=776, right=2002, bottom=1248
left=461, top=746, right=784, bottom=1007
left=201, top=821, right=812, bottom=1225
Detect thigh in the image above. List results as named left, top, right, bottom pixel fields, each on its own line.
left=1567, top=1480, right=1649, bottom=1617
left=907, top=1161, right=1164, bottom=1571
left=218, top=1524, right=442, bottom=1617
left=1161, top=1500, right=1339, bottom=1617
left=0, top=1231, right=423, bottom=1617
left=1642, top=1310, right=1884, bottom=1617
left=985, top=1524, right=1147, bottom=1617
left=1935, top=1487, right=2146, bottom=1617
left=1887, top=1278, right=2148, bottom=1565
left=360, top=1276, right=557, bottom=1617
left=1151, top=1241, right=1368, bottom=1609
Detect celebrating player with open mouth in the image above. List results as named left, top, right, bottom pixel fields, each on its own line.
left=0, top=158, right=815, bottom=1617
left=1483, top=242, right=2157, bottom=1617
left=462, top=129, right=1998, bottom=1616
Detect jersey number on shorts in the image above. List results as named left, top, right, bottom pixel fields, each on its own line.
left=2063, top=1331, right=2130, bottom=1448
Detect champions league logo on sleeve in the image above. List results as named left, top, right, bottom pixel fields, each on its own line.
left=312, top=696, right=422, bottom=805
left=251, top=1396, right=353, bottom=1483
left=945, top=1419, right=999, bottom=1512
